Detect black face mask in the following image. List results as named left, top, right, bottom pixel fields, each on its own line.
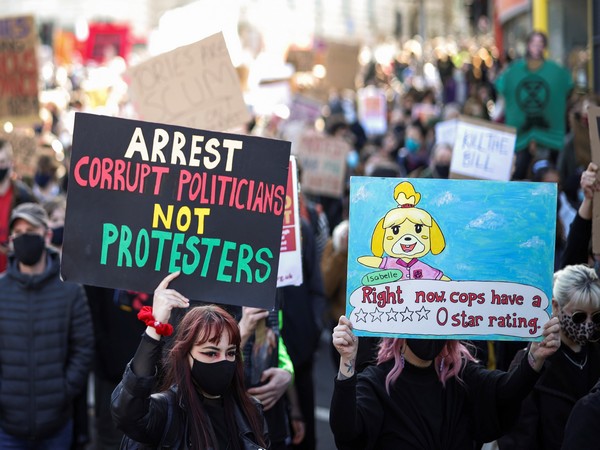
left=434, top=164, right=450, bottom=179
left=13, top=233, right=46, bottom=266
left=406, top=339, right=447, bottom=361
left=0, top=167, right=9, bottom=182
left=190, top=356, right=236, bottom=396
left=51, top=226, right=64, bottom=246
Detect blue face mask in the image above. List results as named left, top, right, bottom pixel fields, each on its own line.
left=346, top=150, right=359, bottom=169
left=405, top=138, right=421, bottom=153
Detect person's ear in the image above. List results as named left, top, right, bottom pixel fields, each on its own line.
left=551, top=299, right=559, bottom=317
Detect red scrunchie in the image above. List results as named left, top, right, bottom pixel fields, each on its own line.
left=137, top=306, right=173, bottom=336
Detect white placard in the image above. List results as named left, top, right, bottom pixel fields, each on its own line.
left=449, top=117, right=516, bottom=181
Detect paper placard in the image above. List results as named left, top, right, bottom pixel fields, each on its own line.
left=0, top=15, right=39, bottom=124
left=276, top=156, right=303, bottom=287
left=295, top=131, right=350, bottom=198
left=62, top=113, right=291, bottom=310
left=357, top=86, right=387, bottom=137
left=448, top=116, right=517, bottom=181
left=347, top=177, right=556, bottom=340
left=587, top=106, right=600, bottom=253
left=127, top=32, right=250, bottom=132
left=323, top=41, right=360, bottom=91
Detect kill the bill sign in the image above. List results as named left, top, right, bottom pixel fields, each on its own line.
left=347, top=177, right=556, bottom=341
left=61, top=113, right=291, bottom=310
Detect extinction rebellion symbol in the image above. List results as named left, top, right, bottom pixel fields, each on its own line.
left=516, top=75, right=550, bottom=115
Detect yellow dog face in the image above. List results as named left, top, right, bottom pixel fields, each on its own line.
left=370, top=206, right=445, bottom=258
left=383, top=219, right=431, bottom=258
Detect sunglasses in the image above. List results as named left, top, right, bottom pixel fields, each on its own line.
left=570, top=310, right=600, bottom=325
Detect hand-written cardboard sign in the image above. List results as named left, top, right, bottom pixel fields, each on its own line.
left=295, top=130, right=350, bottom=198
left=587, top=106, right=600, bottom=253
left=435, top=118, right=458, bottom=146
left=357, top=86, right=387, bottom=137
left=288, top=95, right=323, bottom=124
left=323, top=41, right=360, bottom=91
left=0, top=15, right=39, bottom=124
left=61, top=113, right=291, bottom=310
left=446, top=116, right=517, bottom=181
left=277, top=156, right=303, bottom=287
left=347, top=177, right=556, bottom=340
left=127, top=32, right=250, bottom=132
left=0, top=129, right=37, bottom=178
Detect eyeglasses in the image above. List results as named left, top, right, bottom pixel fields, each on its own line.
left=570, top=310, right=600, bottom=325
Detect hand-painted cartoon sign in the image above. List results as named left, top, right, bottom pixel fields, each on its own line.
left=61, top=113, right=291, bottom=310
left=347, top=177, right=556, bottom=341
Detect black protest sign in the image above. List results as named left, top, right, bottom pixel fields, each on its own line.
left=61, top=113, right=291, bottom=309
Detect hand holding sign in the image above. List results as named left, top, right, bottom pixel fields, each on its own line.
left=147, top=271, right=189, bottom=340
left=332, top=315, right=358, bottom=379
left=528, top=317, right=561, bottom=372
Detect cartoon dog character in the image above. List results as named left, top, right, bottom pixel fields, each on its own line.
left=358, top=181, right=450, bottom=280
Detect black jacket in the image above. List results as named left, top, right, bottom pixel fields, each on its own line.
left=498, top=344, right=600, bottom=450
left=86, top=286, right=151, bottom=383
left=111, top=337, right=269, bottom=450
left=561, top=378, right=600, bottom=450
left=330, top=356, right=539, bottom=450
left=0, top=249, right=94, bottom=439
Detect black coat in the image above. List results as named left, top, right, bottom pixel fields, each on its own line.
left=111, top=356, right=269, bottom=449
left=498, top=344, right=600, bottom=450
left=0, top=249, right=94, bottom=439
left=561, top=378, right=600, bottom=450
left=330, top=356, right=539, bottom=450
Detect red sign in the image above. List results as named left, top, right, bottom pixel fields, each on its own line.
left=83, top=23, right=131, bottom=63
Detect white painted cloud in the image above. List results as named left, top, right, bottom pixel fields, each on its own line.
left=519, top=236, right=545, bottom=248
left=353, top=185, right=371, bottom=202
left=531, top=184, right=555, bottom=196
left=433, top=191, right=457, bottom=206
left=468, top=210, right=505, bottom=229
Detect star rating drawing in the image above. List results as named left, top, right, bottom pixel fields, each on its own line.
left=355, top=309, right=368, bottom=323
left=415, top=306, right=430, bottom=321
left=352, top=306, right=431, bottom=325
left=386, top=308, right=399, bottom=321
left=400, top=306, right=414, bottom=322
left=369, top=308, right=384, bottom=322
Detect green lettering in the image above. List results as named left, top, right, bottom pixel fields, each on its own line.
left=254, top=247, right=273, bottom=282
left=151, top=230, right=173, bottom=271
left=100, top=223, right=118, bottom=265
left=182, top=236, right=201, bottom=275
left=169, top=233, right=185, bottom=272
left=236, top=244, right=253, bottom=282
left=217, top=241, right=236, bottom=282
left=135, top=228, right=150, bottom=267
left=200, top=238, right=221, bottom=277
left=118, top=225, right=133, bottom=267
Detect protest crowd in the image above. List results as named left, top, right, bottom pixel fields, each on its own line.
left=2, top=10, right=600, bottom=450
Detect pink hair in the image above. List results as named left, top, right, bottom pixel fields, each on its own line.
left=377, top=338, right=477, bottom=393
